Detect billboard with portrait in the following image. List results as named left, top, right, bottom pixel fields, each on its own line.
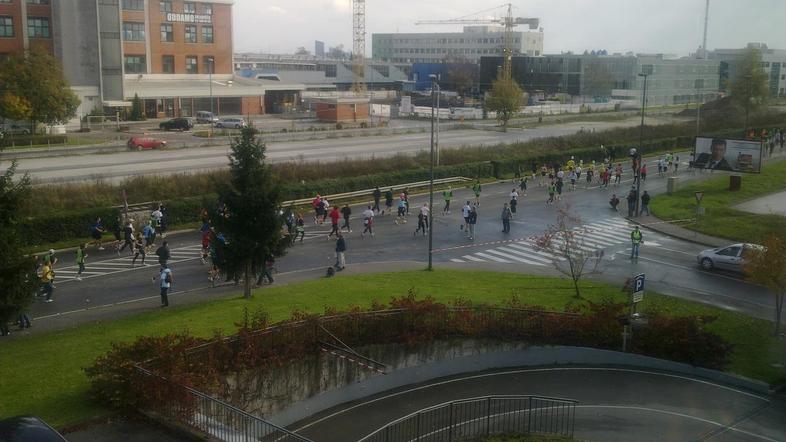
left=693, top=137, right=763, bottom=173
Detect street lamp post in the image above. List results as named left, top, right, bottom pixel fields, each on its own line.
left=744, top=74, right=753, bottom=135
left=635, top=67, right=651, bottom=217
left=428, top=74, right=439, bottom=271
left=695, top=78, right=704, bottom=139
left=208, top=58, right=214, bottom=137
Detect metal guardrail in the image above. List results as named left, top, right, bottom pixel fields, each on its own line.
left=358, top=395, right=577, bottom=442
left=115, top=176, right=474, bottom=213
left=136, top=365, right=313, bottom=442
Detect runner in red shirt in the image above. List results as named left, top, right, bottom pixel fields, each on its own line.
left=327, top=206, right=341, bottom=239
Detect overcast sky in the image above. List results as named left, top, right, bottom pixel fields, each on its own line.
left=234, top=0, right=786, bottom=56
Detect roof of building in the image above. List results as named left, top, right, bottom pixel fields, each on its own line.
left=123, top=76, right=305, bottom=99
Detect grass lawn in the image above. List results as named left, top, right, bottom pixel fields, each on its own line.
left=1, top=270, right=784, bottom=430
left=650, top=158, right=786, bottom=243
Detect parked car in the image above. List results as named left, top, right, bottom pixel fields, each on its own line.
left=127, top=136, right=167, bottom=150
left=697, top=243, right=763, bottom=272
left=215, top=118, right=247, bottom=129
left=0, top=416, right=68, bottom=442
left=196, top=111, right=219, bottom=124
left=159, top=117, right=193, bottom=131
left=1, top=124, right=32, bottom=135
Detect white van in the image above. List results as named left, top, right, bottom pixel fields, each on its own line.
left=196, top=111, right=218, bottom=124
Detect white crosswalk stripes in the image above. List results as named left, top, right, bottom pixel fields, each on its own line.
left=445, top=218, right=660, bottom=267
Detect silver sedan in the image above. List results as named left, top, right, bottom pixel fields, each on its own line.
left=696, top=243, right=763, bottom=273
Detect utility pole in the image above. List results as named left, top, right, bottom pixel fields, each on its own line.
left=428, top=75, right=439, bottom=271
left=702, top=0, right=710, bottom=59
left=635, top=67, right=651, bottom=217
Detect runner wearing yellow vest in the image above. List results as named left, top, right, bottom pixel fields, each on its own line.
left=630, top=226, right=643, bottom=259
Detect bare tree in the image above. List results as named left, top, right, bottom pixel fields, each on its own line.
left=534, top=207, right=605, bottom=299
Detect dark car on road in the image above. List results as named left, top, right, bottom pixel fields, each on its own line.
left=0, top=416, right=68, bottom=441
left=159, top=118, right=193, bottom=131
left=127, top=136, right=167, bottom=150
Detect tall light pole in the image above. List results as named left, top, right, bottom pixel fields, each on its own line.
left=208, top=58, right=214, bottom=137
left=744, top=74, right=753, bottom=135
left=695, top=78, right=704, bottom=139
left=428, top=74, right=439, bottom=271
left=635, top=66, right=651, bottom=217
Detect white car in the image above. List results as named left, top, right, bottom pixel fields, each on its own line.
left=215, top=118, right=247, bottom=129
left=696, top=243, right=763, bottom=273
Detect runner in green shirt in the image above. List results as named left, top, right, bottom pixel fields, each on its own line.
left=442, top=187, right=453, bottom=214
left=75, top=244, right=87, bottom=281
left=472, top=180, right=482, bottom=205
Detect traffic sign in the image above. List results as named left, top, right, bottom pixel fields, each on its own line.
left=632, top=273, right=645, bottom=303
left=695, top=191, right=704, bottom=203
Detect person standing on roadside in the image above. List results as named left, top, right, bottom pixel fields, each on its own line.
left=547, top=181, right=556, bottom=205
left=614, top=163, right=623, bottom=186
left=335, top=232, right=346, bottom=270
left=640, top=163, right=648, bottom=182
left=630, top=226, right=643, bottom=260
left=361, top=206, right=375, bottom=237
left=312, top=194, right=323, bottom=224
left=414, top=209, right=427, bottom=236
left=442, top=187, right=453, bottom=214
left=75, top=244, right=87, bottom=281
left=519, top=175, right=528, bottom=196
left=159, top=265, right=172, bottom=307
left=501, top=203, right=512, bottom=233
left=155, top=240, right=171, bottom=268
left=341, top=204, right=352, bottom=232
left=91, top=217, right=106, bottom=250
left=383, top=188, right=394, bottom=215
left=472, top=180, right=482, bottom=205
left=420, top=203, right=430, bottom=230
left=641, top=191, right=651, bottom=216
left=372, top=186, right=382, bottom=214
left=467, top=205, right=478, bottom=240
left=626, top=188, right=637, bottom=218
left=327, top=206, right=341, bottom=239
left=403, top=189, right=410, bottom=215
left=132, top=233, right=146, bottom=267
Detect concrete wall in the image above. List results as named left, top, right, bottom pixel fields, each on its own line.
left=52, top=0, right=101, bottom=91
left=97, top=0, right=124, bottom=101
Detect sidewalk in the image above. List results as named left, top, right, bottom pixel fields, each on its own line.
left=630, top=214, right=728, bottom=248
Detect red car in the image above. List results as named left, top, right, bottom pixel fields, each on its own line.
left=128, top=137, right=167, bottom=150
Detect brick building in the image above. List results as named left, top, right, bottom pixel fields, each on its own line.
left=1, top=0, right=301, bottom=125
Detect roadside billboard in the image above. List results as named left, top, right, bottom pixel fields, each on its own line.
left=693, top=137, right=763, bottom=173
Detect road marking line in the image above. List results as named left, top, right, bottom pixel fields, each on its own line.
left=474, top=252, right=512, bottom=263
left=450, top=258, right=466, bottom=263
left=462, top=255, right=486, bottom=262
left=483, top=249, right=546, bottom=266
left=510, top=241, right=566, bottom=261
left=495, top=246, right=553, bottom=265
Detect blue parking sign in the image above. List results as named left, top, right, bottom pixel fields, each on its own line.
left=634, top=274, right=645, bottom=293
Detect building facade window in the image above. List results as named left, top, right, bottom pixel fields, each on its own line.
left=122, top=0, right=144, bottom=10
left=183, top=1, right=196, bottom=13
left=202, top=3, right=212, bottom=15
left=124, top=55, right=146, bottom=74
left=0, top=16, right=13, bottom=37
left=162, top=55, right=174, bottom=73
left=27, top=0, right=50, bottom=4
left=27, top=17, right=50, bottom=38
left=203, top=55, right=214, bottom=74
left=160, top=23, right=173, bottom=42
left=184, top=25, right=196, bottom=43
left=201, top=25, right=213, bottom=43
left=185, top=55, right=198, bottom=74
left=122, top=22, right=145, bottom=41
left=159, top=1, right=172, bottom=12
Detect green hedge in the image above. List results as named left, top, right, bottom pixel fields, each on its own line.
left=19, top=207, right=121, bottom=247
left=0, top=134, right=68, bottom=148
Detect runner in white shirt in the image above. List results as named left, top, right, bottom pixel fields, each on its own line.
left=419, top=203, right=430, bottom=230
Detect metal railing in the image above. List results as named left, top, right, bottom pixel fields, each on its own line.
left=358, top=395, right=577, bottom=442
left=136, top=365, right=313, bottom=442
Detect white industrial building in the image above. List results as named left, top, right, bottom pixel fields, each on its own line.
left=372, top=26, right=543, bottom=63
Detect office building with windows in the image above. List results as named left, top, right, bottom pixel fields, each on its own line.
left=711, top=43, right=786, bottom=98
left=2, top=0, right=294, bottom=124
left=372, top=26, right=544, bottom=63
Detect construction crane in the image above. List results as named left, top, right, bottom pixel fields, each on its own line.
left=416, top=3, right=539, bottom=81
left=351, top=0, right=366, bottom=94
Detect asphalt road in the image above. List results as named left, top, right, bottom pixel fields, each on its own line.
left=292, top=367, right=786, bottom=442
left=17, top=154, right=778, bottom=338
left=6, top=117, right=659, bottom=184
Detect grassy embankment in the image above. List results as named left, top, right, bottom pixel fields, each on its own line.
left=1, top=270, right=784, bottom=429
